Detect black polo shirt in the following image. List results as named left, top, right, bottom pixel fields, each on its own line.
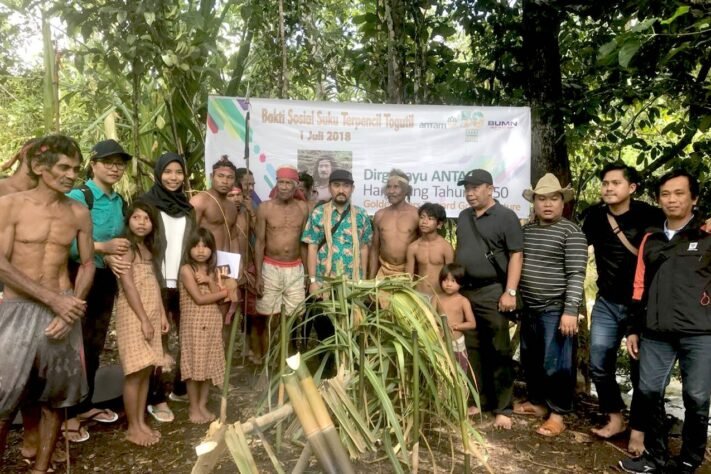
left=455, top=201, right=524, bottom=284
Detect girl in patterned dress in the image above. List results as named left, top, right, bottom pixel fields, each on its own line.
left=115, top=202, right=170, bottom=446
left=179, top=228, right=227, bottom=424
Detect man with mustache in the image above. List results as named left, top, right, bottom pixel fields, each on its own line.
left=0, top=135, right=94, bottom=474
left=369, top=169, right=419, bottom=281
left=302, top=169, right=372, bottom=371
left=312, top=156, right=335, bottom=202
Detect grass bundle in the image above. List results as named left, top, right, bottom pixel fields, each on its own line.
left=267, top=276, right=488, bottom=472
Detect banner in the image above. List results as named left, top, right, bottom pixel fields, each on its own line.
left=205, top=97, right=531, bottom=218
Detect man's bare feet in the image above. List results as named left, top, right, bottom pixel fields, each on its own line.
left=513, top=401, right=548, bottom=417
left=493, top=414, right=513, bottom=430
left=22, top=443, right=67, bottom=463
left=139, top=422, right=160, bottom=440
left=125, top=427, right=159, bottom=446
left=467, top=406, right=480, bottom=416
left=628, top=429, right=645, bottom=456
left=536, top=413, right=566, bottom=437
left=591, top=412, right=626, bottom=438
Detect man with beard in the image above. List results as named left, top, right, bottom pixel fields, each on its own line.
left=0, top=135, right=94, bottom=474
left=369, top=169, right=419, bottom=280
left=191, top=158, right=240, bottom=253
left=253, top=166, right=309, bottom=362
left=311, top=156, right=335, bottom=202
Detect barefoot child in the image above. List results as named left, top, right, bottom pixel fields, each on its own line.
left=406, top=203, right=454, bottom=296
left=179, top=228, right=227, bottom=424
left=436, top=263, right=476, bottom=372
left=115, top=202, right=170, bottom=446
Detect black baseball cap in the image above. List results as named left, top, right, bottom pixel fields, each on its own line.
left=329, top=169, right=354, bottom=184
left=90, top=139, right=132, bottom=161
left=457, top=169, right=493, bottom=186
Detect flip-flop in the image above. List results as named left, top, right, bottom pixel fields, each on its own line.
left=78, top=408, right=119, bottom=424
left=147, top=404, right=175, bottom=423
left=536, top=418, right=566, bottom=437
left=61, top=426, right=90, bottom=443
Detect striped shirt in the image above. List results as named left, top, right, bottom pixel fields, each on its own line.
left=520, top=218, right=588, bottom=315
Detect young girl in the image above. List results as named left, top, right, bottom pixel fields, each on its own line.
left=115, top=202, right=170, bottom=446
left=436, top=263, right=476, bottom=373
left=179, top=228, right=228, bottom=424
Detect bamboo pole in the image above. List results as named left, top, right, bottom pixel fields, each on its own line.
left=289, top=355, right=355, bottom=474
left=276, top=303, right=288, bottom=453
left=222, top=306, right=242, bottom=423
left=291, top=444, right=313, bottom=474
left=411, top=330, right=420, bottom=473
left=282, top=372, right=338, bottom=474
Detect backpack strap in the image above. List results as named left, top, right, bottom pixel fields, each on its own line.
left=632, top=232, right=652, bottom=301
left=607, top=213, right=638, bottom=256
left=78, top=184, right=94, bottom=211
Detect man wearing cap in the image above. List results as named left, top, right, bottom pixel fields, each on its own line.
left=369, top=169, right=419, bottom=280
left=63, top=139, right=133, bottom=440
left=515, top=173, right=587, bottom=437
left=455, top=169, right=523, bottom=429
left=302, top=169, right=372, bottom=353
left=253, top=166, right=309, bottom=363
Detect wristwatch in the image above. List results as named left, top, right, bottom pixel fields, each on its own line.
left=309, top=276, right=317, bottom=284
left=506, top=288, right=517, bottom=297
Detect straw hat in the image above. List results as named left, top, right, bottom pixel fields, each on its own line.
left=523, top=173, right=575, bottom=203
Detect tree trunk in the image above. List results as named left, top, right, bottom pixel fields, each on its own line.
left=521, top=0, right=570, bottom=186
left=277, top=0, right=289, bottom=99
left=384, top=0, right=405, bottom=104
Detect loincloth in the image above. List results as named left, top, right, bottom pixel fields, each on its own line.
left=452, top=335, right=468, bottom=373
left=0, top=297, right=87, bottom=419
left=255, top=257, right=306, bottom=317
left=375, top=257, right=407, bottom=279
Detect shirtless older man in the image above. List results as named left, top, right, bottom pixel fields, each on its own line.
left=0, top=135, right=94, bottom=474
left=369, top=169, right=419, bottom=279
left=253, top=166, right=309, bottom=361
left=191, top=157, right=240, bottom=253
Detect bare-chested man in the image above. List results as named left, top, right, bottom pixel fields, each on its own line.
left=253, top=166, right=309, bottom=362
left=191, top=158, right=240, bottom=253
left=369, top=169, right=419, bottom=279
left=0, top=135, right=94, bottom=474
left=406, top=203, right=454, bottom=296
left=236, top=167, right=257, bottom=229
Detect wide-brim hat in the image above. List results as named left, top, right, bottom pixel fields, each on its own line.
left=523, top=173, right=575, bottom=203
left=90, top=139, right=132, bottom=161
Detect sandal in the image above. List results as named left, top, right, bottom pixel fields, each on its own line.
left=61, top=419, right=90, bottom=443
left=147, top=404, right=175, bottom=423
left=77, top=408, right=119, bottom=424
left=513, top=402, right=547, bottom=417
left=536, top=417, right=566, bottom=437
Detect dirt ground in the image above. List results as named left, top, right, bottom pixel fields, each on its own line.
left=2, top=331, right=710, bottom=473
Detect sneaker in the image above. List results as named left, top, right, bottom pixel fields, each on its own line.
left=168, top=392, right=189, bottom=403
left=619, top=452, right=660, bottom=473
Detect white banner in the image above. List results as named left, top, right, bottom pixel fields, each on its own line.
left=205, top=97, right=531, bottom=218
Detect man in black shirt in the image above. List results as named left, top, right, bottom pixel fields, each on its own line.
left=455, top=169, right=523, bottom=430
left=583, top=164, right=663, bottom=454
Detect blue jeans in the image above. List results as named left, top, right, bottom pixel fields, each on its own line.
left=589, top=297, right=643, bottom=429
left=520, top=308, right=576, bottom=414
left=639, top=334, right=711, bottom=469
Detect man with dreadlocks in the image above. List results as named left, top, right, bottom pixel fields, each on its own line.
left=369, top=169, right=419, bottom=280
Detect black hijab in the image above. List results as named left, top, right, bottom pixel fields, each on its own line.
left=139, top=152, right=192, bottom=218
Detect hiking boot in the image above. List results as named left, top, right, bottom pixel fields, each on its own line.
left=665, top=457, right=696, bottom=474
left=619, top=452, right=661, bottom=473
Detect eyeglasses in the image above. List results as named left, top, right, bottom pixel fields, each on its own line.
left=97, top=160, right=127, bottom=170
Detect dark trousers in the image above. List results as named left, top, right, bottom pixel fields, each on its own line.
left=462, top=284, right=513, bottom=416
left=520, top=308, right=576, bottom=415
left=148, top=288, right=185, bottom=405
left=70, top=267, right=118, bottom=416
left=639, top=334, right=711, bottom=469
left=589, top=297, right=643, bottom=430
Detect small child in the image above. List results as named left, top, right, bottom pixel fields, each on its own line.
left=436, top=263, right=476, bottom=373
left=115, top=202, right=170, bottom=446
left=179, top=228, right=228, bottom=424
left=406, top=203, right=454, bottom=296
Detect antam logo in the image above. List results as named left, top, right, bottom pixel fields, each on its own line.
left=488, top=120, right=519, bottom=128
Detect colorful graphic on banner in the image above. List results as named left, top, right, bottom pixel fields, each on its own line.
left=206, top=97, right=531, bottom=218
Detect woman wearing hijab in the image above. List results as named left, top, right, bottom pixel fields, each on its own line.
left=137, top=152, right=196, bottom=422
